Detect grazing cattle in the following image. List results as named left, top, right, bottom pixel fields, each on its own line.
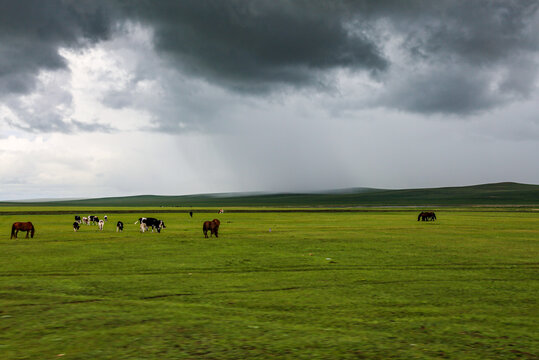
left=11, top=222, right=35, bottom=239
left=98, top=219, right=104, bottom=230
left=89, top=215, right=99, bottom=225
left=104, top=215, right=108, bottom=222
left=75, top=215, right=81, bottom=224
left=116, top=221, right=124, bottom=232
left=418, top=211, right=437, bottom=221
left=136, top=217, right=165, bottom=233
left=218, top=209, right=224, bottom=214
left=73, top=222, right=80, bottom=232
left=82, top=217, right=89, bottom=225
left=189, top=211, right=193, bottom=218
left=203, top=219, right=220, bottom=238
left=140, top=222, right=148, bottom=232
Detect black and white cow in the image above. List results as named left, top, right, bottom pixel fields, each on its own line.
left=89, top=215, right=99, bottom=225
left=136, top=217, right=166, bottom=233
left=73, top=221, right=80, bottom=232
left=116, top=221, right=124, bottom=232
left=75, top=215, right=81, bottom=224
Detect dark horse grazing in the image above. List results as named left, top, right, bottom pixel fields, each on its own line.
left=11, top=222, right=35, bottom=239
left=418, top=211, right=436, bottom=221
left=203, top=219, right=220, bottom=238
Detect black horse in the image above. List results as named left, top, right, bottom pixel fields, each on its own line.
left=418, top=211, right=436, bottom=221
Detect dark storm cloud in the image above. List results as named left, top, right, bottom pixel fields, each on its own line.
left=1, top=0, right=539, bottom=127
left=119, top=1, right=388, bottom=92
left=114, top=0, right=539, bottom=114
left=404, top=1, right=539, bottom=65
left=384, top=67, right=501, bottom=115
left=374, top=0, right=539, bottom=115
left=0, top=0, right=114, bottom=95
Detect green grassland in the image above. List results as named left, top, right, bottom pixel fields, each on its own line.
left=0, top=208, right=538, bottom=359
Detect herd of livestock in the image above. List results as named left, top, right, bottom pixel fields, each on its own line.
left=10, top=210, right=436, bottom=240
left=71, top=215, right=167, bottom=233
left=10, top=213, right=222, bottom=239
left=72, top=215, right=171, bottom=234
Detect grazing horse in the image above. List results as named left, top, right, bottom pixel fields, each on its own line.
left=116, top=221, right=124, bottom=232
left=418, top=211, right=437, bottom=221
left=203, top=219, right=220, bottom=238
left=11, top=222, right=35, bottom=239
left=73, top=222, right=80, bottom=232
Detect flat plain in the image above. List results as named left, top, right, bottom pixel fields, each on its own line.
left=0, top=208, right=537, bottom=359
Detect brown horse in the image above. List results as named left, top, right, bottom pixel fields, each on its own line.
left=203, top=219, right=220, bottom=238
left=11, top=222, right=35, bottom=239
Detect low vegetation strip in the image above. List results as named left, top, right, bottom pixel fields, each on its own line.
left=1, top=207, right=538, bottom=216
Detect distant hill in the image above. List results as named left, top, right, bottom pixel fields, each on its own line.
left=1, top=182, right=538, bottom=207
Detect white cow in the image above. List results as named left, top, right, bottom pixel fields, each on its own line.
left=140, top=222, right=148, bottom=233
left=98, top=219, right=104, bottom=231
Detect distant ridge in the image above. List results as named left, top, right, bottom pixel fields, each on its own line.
left=1, top=182, right=538, bottom=207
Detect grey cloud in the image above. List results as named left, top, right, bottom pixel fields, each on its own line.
left=416, top=1, right=538, bottom=65
left=70, top=119, right=116, bottom=133
left=379, top=65, right=510, bottom=115
left=364, top=0, right=539, bottom=115
left=2, top=83, right=115, bottom=134
left=2, top=0, right=539, bottom=130
left=5, top=115, right=115, bottom=134
left=119, top=1, right=388, bottom=92
left=102, top=0, right=539, bottom=115
left=0, top=0, right=114, bottom=96
left=0, top=0, right=389, bottom=98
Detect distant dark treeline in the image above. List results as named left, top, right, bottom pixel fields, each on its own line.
left=1, top=182, right=538, bottom=207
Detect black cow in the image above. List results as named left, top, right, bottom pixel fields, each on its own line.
left=136, top=217, right=166, bottom=233
left=116, top=221, right=124, bottom=232
left=89, top=215, right=99, bottom=225
left=73, top=222, right=80, bottom=232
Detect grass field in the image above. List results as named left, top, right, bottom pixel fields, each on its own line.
left=1, top=208, right=538, bottom=359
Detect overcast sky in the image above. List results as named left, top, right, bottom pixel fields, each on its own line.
left=1, top=0, right=538, bottom=200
